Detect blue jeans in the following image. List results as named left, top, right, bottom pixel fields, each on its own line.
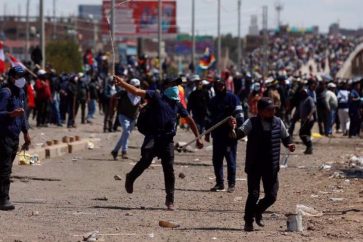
left=326, top=109, right=336, bottom=135
left=52, top=97, right=61, bottom=125
left=113, top=114, right=136, bottom=154
left=212, top=138, right=237, bottom=186
left=87, top=99, right=96, bottom=120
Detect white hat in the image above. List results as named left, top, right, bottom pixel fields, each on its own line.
left=191, top=74, right=201, bottom=82
left=327, top=83, right=336, bottom=88
left=130, top=78, right=140, bottom=87
left=201, top=80, right=209, bottom=86
left=37, top=69, right=46, bottom=76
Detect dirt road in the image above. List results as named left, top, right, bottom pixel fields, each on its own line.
left=0, top=118, right=362, bottom=242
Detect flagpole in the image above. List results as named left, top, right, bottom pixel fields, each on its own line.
left=39, top=0, right=45, bottom=68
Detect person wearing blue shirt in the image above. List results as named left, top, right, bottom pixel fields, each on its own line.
left=205, top=79, right=244, bottom=193
left=0, top=66, right=31, bottom=210
left=114, top=75, right=203, bottom=211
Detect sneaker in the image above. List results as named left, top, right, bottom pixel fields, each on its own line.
left=111, top=151, right=118, bottom=160
left=255, top=213, right=265, bottom=227
left=0, top=199, right=15, bottom=211
left=125, top=173, right=134, bottom=194
left=244, top=222, right=254, bottom=232
left=165, top=201, right=176, bottom=211
left=227, top=185, right=235, bottom=193
left=210, top=184, right=225, bottom=192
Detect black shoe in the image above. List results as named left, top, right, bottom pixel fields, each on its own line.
left=227, top=184, right=235, bottom=193
left=304, top=147, right=313, bottom=155
left=111, top=151, right=118, bottom=160
left=121, top=152, right=128, bottom=159
left=244, top=222, right=254, bottom=232
left=125, top=173, right=134, bottom=194
left=255, top=213, right=265, bottom=227
left=210, top=184, right=225, bottom=192
left=0, top=199, right=15, bottom=211
left=165, top=201, right=176, bottom=211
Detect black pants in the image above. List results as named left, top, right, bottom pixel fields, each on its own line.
left=349, top=112, right=361, bottom=137
left=127, top=136, right=175, bottom=203
left=0, top=136, right=19, bottom=202
left=299, top=120, right=314, bottom=149
left=244, top=168, right=279, bottom=223
left=36, top=99, right=49, bottom=126
left=75, top=99, right=87, bottom=124
left=102, top=99, right=112, bottom=132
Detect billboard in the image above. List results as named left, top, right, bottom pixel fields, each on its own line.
left=102, top=0, right=177, bottom=38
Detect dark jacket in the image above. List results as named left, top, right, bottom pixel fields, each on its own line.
left=245, top=116, right=290, bottom=173
left=0, top=85, right=29, bottom=138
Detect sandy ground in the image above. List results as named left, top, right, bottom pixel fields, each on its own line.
left=0, top=114, right=362, bottom=242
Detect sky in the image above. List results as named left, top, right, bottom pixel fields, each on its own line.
left=1, top=0, right=362, bottom=36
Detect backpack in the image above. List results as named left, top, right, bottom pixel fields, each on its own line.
left=137, top=95, right=178, bottom=136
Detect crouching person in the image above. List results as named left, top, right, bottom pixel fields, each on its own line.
left=230, top=97, right=295, bottom=231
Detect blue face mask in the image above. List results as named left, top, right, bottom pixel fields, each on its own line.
left=164, top=86, right=180, bottom=101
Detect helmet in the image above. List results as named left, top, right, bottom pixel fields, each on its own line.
left=8, top=66, right=26, bottom=78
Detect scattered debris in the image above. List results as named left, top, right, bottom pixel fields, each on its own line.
left=233, top=197, right=243, bottom=202
left=320, top=164, right=332, bottom=170
left=178, top=172, right=186, bottom=179
left=88, top=142, right=95, bottom=150
left=18, top=152, right=40, bottom=166
left=125, top=212, right=133, bottom=216
left=83, top=231, right=99, bottom=241
left=236, top=178, right=247, bottom=181
left=349, top=156, right=363, bottom=168
left=93, top=197, right=108, bottom=201
left=10, top=175, right=61, bottom=182
left=296, top=204, right=323, bottom=217
left=31, top=211, right=40, bottom=216
left=330, top=172, right=345, bottom=179
left=329, top=197, right=344, bottom=202
left=159, top=220, right=180, bottom=228
left=148, top=233, right=154, bottom=238
left=114, top=175, right=122, bottom=181
left=286, top=213, right=303, bottom=232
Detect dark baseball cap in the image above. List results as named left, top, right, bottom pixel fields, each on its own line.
left=257, top=97, right=275, bottom=111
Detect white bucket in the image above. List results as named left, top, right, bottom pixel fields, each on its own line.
left=286, top=213, right=303, bottom=232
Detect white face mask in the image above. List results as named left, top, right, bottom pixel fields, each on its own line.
left=15, top=78, right=26, bottom=88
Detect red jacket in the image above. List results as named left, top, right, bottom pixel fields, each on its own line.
left=34, top=79, right=51, bottom=101
left=26, top=83, right=35, bottom=109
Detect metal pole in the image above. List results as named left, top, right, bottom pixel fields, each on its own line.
left=237, top=0, right=242, bottom=68
left=262, top=5, right=268, bottom=77
left=53, top=0, right=56, bottom=40
left=191, top=0, right=196, bottom=73
left=40, top=0, right=45, bottom=68
left=158, top=0, right=163, bottom=80
left=111, top=0, right=115, bottom=74
left=217, top=0, right=221, bottom=73
left=25, top=0, right=30, bottom=62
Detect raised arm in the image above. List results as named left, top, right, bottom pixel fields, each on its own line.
left=114, top=75, right=146, bottom=98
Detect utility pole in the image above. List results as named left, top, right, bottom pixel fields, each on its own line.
left=111, top=0, right=115, bottom=74
left=53, top=0, right=57, bottom=39
left=237, top=0, right=242, bottom=68
left=158, top=0, right=163, bottom=80
left=191, top=0, right=196, bottom=73
left=262, top=5, right=268, bottom=77
left=26, top=0, right=30, bottom=62
left=40, top=0, right=45, bottom=68
left=217, top=0, right=221, bottom=73
left=275, top=1, right=283, bottom=28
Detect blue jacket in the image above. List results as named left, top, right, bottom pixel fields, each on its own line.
left=0, top=85, right=29, bottom=138
left=206, top=91, right=244, bottom=140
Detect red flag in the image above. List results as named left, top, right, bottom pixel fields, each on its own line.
left=7, top=53, right=25, bottom=68
left=0, top=41, right=5, bottom=74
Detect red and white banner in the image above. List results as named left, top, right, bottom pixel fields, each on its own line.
left=0, top=41, right=5, bottom=74
left=102, top=0, right=177, bottom=38
left=7, top=53, right=25, bottom=68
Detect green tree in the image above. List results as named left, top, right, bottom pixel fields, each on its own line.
left=46, top=41, right=82, bottom=72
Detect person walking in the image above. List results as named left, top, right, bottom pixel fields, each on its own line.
left=111, top=79, right=141, bottom=160
left=0, top=66, right=31, bottom=210
left=337, top=81, right=350, bottom=136
left=205, top=79, right=244, bottom=193
left=230, top=97, right=295, bottom=231
left=114, top=75, right=203, bottom=211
